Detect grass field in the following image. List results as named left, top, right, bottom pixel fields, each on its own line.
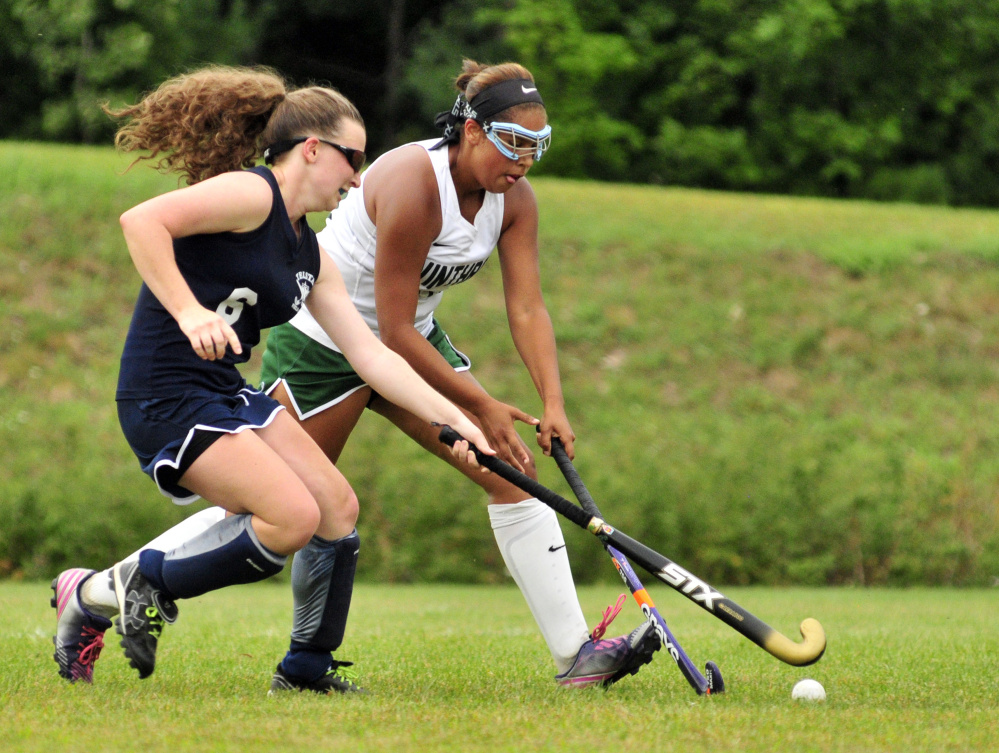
left=2, top=581, right=996, bottom=752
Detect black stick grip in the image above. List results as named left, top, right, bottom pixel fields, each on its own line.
left=437, top=425, right=592, bottom=529
left=549, top=437, right=603, bottom=518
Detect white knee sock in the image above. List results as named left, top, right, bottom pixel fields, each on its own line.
left=80, top=506, right=227, bottom=617
left=488, top=498, right=590, bottom=673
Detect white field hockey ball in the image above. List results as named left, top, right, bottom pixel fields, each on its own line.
left=791, top=678, right=826, bottom=701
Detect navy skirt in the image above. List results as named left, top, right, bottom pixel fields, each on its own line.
left=117, top=386, right=283, bottom=504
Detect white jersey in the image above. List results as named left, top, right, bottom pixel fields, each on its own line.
left=287, top=138, right=505, bottom=352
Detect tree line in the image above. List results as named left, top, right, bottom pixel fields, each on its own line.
left=4, top=0, right=999, bottom=207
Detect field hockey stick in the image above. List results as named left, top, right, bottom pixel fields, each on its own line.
left=438, top=426, right=826, bottom=667
left=548, top=436, right=724, bottom=695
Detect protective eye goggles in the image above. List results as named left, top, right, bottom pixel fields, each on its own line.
left=480, top=121, right=552, bottom=161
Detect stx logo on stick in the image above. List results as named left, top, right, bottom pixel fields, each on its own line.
left=656, top=563, right=724, bottom=610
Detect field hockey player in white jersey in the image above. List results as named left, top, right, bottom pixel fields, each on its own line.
left=261, top=58, right=660, bottom=689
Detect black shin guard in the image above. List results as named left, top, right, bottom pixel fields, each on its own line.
left=280, top=530, right=360, bottom=680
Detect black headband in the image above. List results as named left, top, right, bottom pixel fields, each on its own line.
left=431, top=78, right=545, bottom=150
left=469, top=78, right=545, bottom=120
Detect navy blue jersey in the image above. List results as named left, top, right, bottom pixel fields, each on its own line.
left=116, top=167, right=322, bottom=399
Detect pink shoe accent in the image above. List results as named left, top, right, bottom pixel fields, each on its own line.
left=71, top=627, right=106, bottom=681
left=54, top=568, right=91, bottom=618
left=590, top=594, right=626, bottom=641
left=557, top=672, right=614, bottom=688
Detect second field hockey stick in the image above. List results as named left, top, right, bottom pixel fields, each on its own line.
left=439, top=426, right=826, bottom=667
left=548, top=436, right=724, bottom=695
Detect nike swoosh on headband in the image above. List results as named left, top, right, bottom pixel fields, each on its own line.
left=522, top=85, right=537, bottom=93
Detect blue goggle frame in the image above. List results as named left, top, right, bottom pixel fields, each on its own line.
left=481, top=121, right=553, bottom=161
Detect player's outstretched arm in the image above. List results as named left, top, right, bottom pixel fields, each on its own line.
left=306, top=252, right=494, bottom=460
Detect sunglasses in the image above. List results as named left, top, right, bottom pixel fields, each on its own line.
left=480, top=121, right=552, bottom=161
left=263, top=136, right=366, bottom=172
left=316, top=138, right=366, bottom=173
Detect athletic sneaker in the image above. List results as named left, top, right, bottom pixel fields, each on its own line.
left=268, top=660, right=367, bottom=695
left=555, top=621, right=661, bottom=689
left=50, top=568, right=112, bottom=683
left=111, top=560, right=178, bottom=679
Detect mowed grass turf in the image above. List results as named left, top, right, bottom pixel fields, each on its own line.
left=1, top=581, right=996, bottom=752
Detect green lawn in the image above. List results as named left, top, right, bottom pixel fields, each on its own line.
left=2, top=582, right=996, bottom=752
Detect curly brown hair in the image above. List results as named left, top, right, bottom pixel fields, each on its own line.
left=105, top=65, right=363, bottom=185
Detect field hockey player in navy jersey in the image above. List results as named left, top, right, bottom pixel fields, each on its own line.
left=49, top=65, right=490, bottom=692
